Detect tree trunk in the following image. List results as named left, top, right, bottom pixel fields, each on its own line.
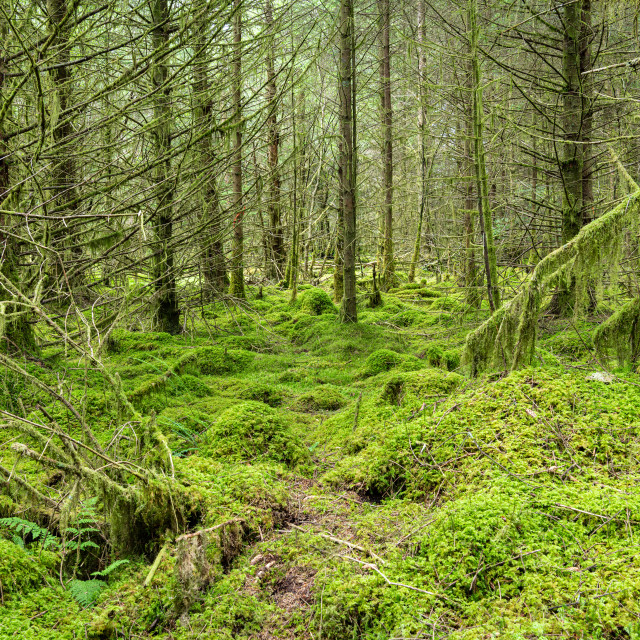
left=580, top=0, right=593, bottom=224
left=338, top=0, right=357, bottom=322
left=151, top=0, right=180, bottom=333
left=0, top=24, right=35, bottom=353
left=408, top=0, right=427, bottom=285
left=554, top=0, right=584, bottom=315
left=46, top=0, right=82, bottom=296
left=265, top=0, right=285, bottom=281
left=469, top=0, right=499, bottom=313
left=378, top=0, right=394, bottom=290
left=334, top=145, right=344, bottom=302
left=228, top=0, right=246, bottom=299
left=464, top=98, right=480, bottom=307
left=193, top=7, right=227, bottom=300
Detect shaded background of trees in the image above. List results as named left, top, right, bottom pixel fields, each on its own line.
left=1, top=0, right=640, bottom=340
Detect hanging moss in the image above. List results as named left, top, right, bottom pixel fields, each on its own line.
left=465, top=171, right=640, bottom=374
left=594, top=296, right=640, bottom=367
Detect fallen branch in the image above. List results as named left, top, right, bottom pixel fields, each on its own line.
left=289, top=523, right=386, bottom=565
left=175, top=518, right=245, bottom=542
left=344, top=556, right=451, bottom=601
left=143, top=543, right=168, bottom=587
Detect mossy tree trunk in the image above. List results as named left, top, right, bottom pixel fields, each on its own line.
left=378, top=0, right=395, bottom=291
left=265, top=0, right=285, bottom=282
left=193, top=6, right=227, bottom=301
left=228, top=0, right=246, bottom=299
left=0, top=24, right=35, bottom=353
left=151, top=0, right=180, bottom=333
left=463, top=53, right=480, bottom=308
left=554, top=0, right=584, bottom=315
left=289, top=87, right=300, bottom=303
left=580, top=0, right=593, bottom=222
left=469, top=0, right=499, bottom=313
left=334, top=148, right=344, bottom=302
left=408, top=0, right=427, bottom=285
left=46, top=0, right=83, bottom=297
left=338, top=0, right=357, bottom=322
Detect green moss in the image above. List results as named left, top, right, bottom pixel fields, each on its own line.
left=391, top=309, right=423, bottom=327
left=422, top=344, right=462, bottom=371
left=293, top=386, right=347, bottom=412
left=429, top=296, right=464, bottom=312
left=224, top=380, right=284, bottom=407
left=177, top=456, right=292, bottom=531
left=216, top=335, right=271, bottom=353
left=107, top=330, right=176, bottom=354
left=196, top=347, right=254, bottom=375
left=543, top=328, right=594, bottom=357
left=360, top=349, right=403, bottom=377
left=298, top=287, right=337, bottom=316
left=379, top=368, right=463, bottom=406
left=0, top=540, right=58, bottom=598
left=392, top=286, right=440, bottom=299
left=205, top=401, right=308, bottom=466
left=278, top=368, right=309, bottom=384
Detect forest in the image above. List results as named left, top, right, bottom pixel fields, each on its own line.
left=2, top=0, right=640, bottom=637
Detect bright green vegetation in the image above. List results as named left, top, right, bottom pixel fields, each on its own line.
left=2, top=281, right=640, bottom=639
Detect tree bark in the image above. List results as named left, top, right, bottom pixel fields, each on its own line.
left=46, top=0, right=82, bottom=296
left=265, top=0, right=285, bottom=281
left=580, top=0, right=593, bottom=225
left=338, top=0, right=357, bottom=322
left=469, top=0, right=499, bottom=313
left=409, top=0, right=426, bottom=285
left=151, top=0, right=180, bottom=333
left=553, top=0, right=584, bottom=315
left=228, top=0, right=246, bottom=299
left=378, top=0, right=394, bottom=290
left=193, top=5, right=227, bottom=300
left=464, top=61, right=479, bottom=308
left=0, top=21, right=35, bottom=352
left=334, top=144, right=344, bottom=302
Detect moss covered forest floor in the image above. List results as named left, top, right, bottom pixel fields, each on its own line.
left=3, top=278, right=640, bottom=639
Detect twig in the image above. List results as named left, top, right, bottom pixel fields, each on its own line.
left=393, top=519, right=435, bottom=547
left=553, top=503, right=639, bottom=524
left=143, top=543, right=168, bottom=587
left=352, top=392, right=363, bottom=432
left=582, top=57, right=640, bottom=76
left=344, top=556, right=450, bottom=601
left=175, top=518, right=245, bottom=542
left=289, top=523, right=386, bottom=565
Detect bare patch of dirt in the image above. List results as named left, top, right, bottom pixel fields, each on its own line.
left=271, top=565, right=316, bottom=610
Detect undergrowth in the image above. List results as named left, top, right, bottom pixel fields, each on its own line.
left=2, top=279, right=640, bottom=639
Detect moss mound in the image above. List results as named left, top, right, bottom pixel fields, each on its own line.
left=380, top=368, right=464, bottom=406
left=298, top=287, right=337, bottom=316
left=0, top=539, right=58, bottom=598
left=422, top=343, right=462, bottom=371
left=361, top=348, right=403, bottom=377
left=542, top=328, right=594, bottom=357
left=206, top=401, right=308, bottom=466
left=195, top=346, right=254, bottom=375
left=294, top=386, right=347, bottom=412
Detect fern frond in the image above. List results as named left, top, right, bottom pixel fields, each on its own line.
left=68, top=579, right=106, bottom=608
left=91, top=559, right=130, bottom=578
left=0, top=517, right=60, bottom=549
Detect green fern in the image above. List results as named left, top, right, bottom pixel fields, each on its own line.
left=68, top=560, right=129, bottom=607
left=0, top=516, right=60, bottom=550
left=68, top=579, right=106, bottom=608
left=91, top=559, right=129, bottom=578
